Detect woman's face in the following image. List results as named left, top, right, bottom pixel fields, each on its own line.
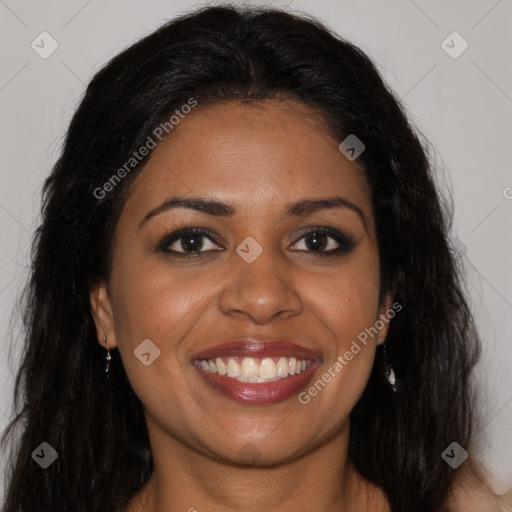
left=91, top=99, right=391, bottom=465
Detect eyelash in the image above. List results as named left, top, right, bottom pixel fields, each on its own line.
left=156, top=226, right=356, bottom=258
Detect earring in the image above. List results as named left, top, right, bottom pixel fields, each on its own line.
left=104, top=334, right=112, bottom=379
left=382, top=343, right=398, bottom=393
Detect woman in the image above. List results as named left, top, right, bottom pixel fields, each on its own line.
left=1, top=4, right=508, bottom=511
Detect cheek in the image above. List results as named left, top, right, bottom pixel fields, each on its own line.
left=112, top=250, right=226, bottom=341
left=109, top=253, right=229, bottom=408
left=307, top=252, right=382, bottom=347
left=109, top=264, right=210, bottom=435
left=296, top=252, right=381, bottom=413
left=306, top=269, right=381, bottom=362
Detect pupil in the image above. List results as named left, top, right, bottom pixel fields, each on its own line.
left=182, top=235, right=202, bottom=251
left=306, top=232, right=326, bottom=251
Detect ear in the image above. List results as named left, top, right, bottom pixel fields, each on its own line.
left=376, top=292, right=394, bottom=346
left=89, top=281, right=117, bottom=349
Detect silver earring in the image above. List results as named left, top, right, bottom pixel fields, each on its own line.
left=382, top=343, right=398, bottom=392
left=104, top=334, right=112, bottom=379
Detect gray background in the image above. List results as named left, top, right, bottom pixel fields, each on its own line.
left=1, top=0, right=511, bottom=497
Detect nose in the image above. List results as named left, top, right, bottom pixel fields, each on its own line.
left=217, top=247, right=303, bottom=325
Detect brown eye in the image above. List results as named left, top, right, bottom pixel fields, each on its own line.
left=291, top=227, right=355, bottom=256
left=157, top=228, right=222, bottom=256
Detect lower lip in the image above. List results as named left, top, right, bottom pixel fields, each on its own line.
left=194, top=360, right=321, bottom=404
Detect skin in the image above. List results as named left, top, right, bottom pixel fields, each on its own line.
left=90, top=99, right=394, bottom=511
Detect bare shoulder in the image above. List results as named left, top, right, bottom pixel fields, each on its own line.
left=438, top=455, right=512, bottom=512
left=441, top=460, right=512, bottom=512
left=442, top=482, right=500, bottom=512
left=495, top=487, right=512, bottom=512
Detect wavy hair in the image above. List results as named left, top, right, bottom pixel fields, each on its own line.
left=1, top=4, right=482, bottom=511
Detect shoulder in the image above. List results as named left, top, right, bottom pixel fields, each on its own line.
left=441, top=465, right=512, bottom=512
left=496, top=488, right=512, bottom=512
left=440, top=455, right=512, bottom=512
left=442, top=483, right=500, bottom=512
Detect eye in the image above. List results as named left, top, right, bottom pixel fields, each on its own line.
left=291, top=227, right=355, bottom=256
left=156, top=226, right=355, bottom=258
left=157, top=227, right=222, bottom=256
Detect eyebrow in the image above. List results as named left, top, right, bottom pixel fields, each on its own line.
left=138, top=195, right=368, bottom=232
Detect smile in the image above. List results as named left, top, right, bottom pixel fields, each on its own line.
left=192, top=340, right=322, bottom=404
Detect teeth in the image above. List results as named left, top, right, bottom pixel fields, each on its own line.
left=240, top=357, right=259, bottom=378
left=198, top=356, right=312, bottom=381
left=226, top=358, right=241, bottom=377
left=276, top=357, right=289, bottom=378
left=259, top=358, right=277, bottom=378
left=216, top=357, right=227, bottom=375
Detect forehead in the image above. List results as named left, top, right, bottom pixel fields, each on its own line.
left=122, top=99, right=372, bottom=224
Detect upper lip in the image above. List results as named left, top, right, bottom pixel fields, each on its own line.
left=191, top=339, right=322, bottom=361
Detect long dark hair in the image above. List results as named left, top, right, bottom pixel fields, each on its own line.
left=1, top=4, right=482, bottom=511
